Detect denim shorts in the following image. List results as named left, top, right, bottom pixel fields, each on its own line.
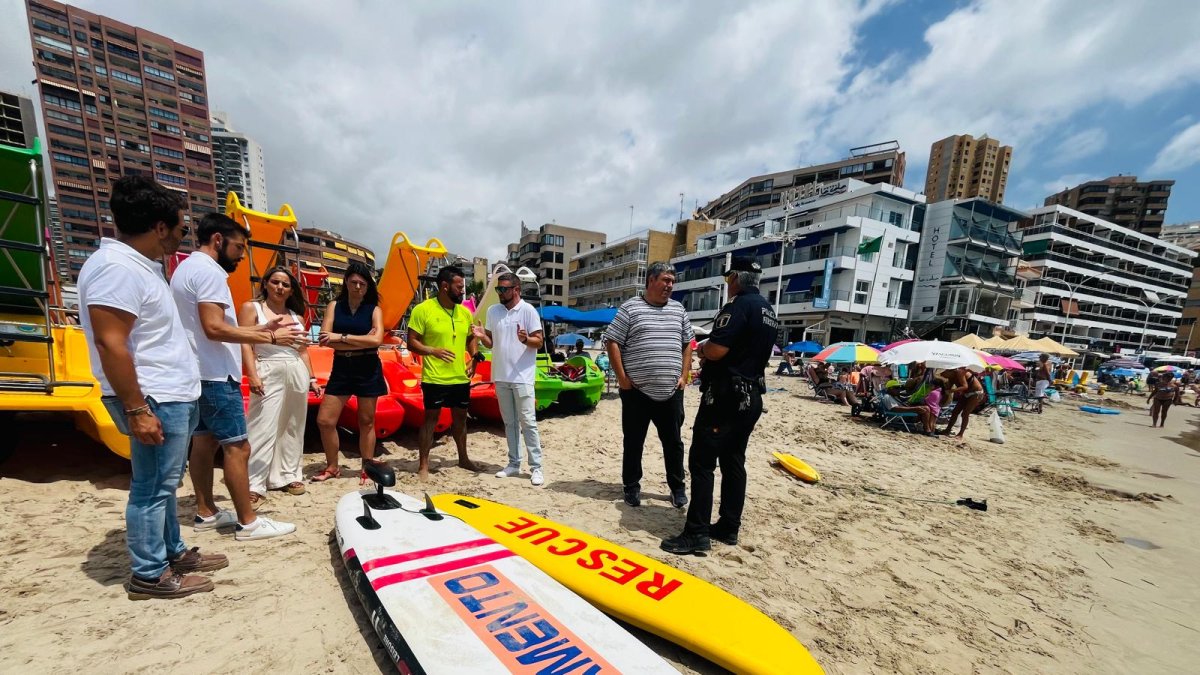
left=194, top=377, right=248, bottom=445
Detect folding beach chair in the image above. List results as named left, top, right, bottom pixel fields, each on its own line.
left=875, top=397, right=920, bottom=432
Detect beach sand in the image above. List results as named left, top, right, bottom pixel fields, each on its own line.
left=2, top=377, right=1198, bottom=673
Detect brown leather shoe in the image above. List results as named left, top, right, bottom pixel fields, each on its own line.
left=170, top=546, right=229, bottom=574
left=127, top=569, right=214, bottom=600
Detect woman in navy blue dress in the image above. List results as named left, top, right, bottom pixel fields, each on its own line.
left=311, top=262, right=385, bottom=482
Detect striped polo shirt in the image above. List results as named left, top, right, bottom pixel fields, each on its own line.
left=605, top=296, right=694, bottom=401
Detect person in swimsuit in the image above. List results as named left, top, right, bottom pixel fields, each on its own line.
left=941, top=366, right=986, bottom=438
left=1149, top=374, right=1178, bottom=428
left=1034, top=354, right=1052, bottom=399
left=312, top=261, right=386, bottom=483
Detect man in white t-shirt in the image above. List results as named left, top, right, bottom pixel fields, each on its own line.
left=472, top=272, right=546, bottom=486
left=80, top=176, right=225, bottom=600
left=171, top=213, right=305, bottom=541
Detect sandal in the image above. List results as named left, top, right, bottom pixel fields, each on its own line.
left=284, top=482, right=306, bottom=496
left=249, top=492, right=266, bottom=510
left=310, top=467, right=340, bottom=483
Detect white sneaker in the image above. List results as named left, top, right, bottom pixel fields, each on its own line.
left=530, top=469, right=544, bottom=487
left=193, top=509, right=237, bottom=532
left=235, top=516, right=296, bottom=541
left=495, top=465, right=521, bottom=478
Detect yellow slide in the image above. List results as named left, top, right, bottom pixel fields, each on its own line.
left=376, top=232, right=448, bottom=330
left=224, top=191, right=299, bottom=309
left=432, top=494, right=824, bottom=674
left=0, top=318, right=129, bottom=458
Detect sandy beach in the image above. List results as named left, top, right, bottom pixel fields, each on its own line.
left=2, top=375, right=1199, bottom=674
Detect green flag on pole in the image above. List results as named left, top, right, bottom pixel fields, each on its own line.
left=857, top=235, right=883, bottom=255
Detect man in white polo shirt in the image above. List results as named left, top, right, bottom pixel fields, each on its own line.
left=80, top=176, right=226, bottom=600
left=472, top=272, right=545, bottom=485
left=172, top=213, right=305, bottom=541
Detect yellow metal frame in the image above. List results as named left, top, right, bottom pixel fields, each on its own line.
left=224, top=191, right=299, bottom=309
left=376, top=231, right=448, bottom=330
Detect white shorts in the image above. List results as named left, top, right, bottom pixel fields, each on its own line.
left=1034, top=380, right=1049, bottom=398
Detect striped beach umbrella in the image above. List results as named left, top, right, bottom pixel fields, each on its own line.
left=812, top=341, right=880, bottom=364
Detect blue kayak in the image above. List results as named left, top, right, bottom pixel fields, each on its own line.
left=1079, top=405, right=1120, bottom=415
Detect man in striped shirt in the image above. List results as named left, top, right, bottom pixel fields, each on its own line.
left=604, top=262, right=694, bottom=508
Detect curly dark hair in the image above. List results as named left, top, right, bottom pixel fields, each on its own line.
left=109, top=175, right=186, bottom=236
left=336, top=261, right=379, bottom=306
left=257, top=266, right=308, bottom=316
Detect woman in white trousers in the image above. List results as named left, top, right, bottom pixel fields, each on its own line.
left=239, top=267, right=321, bottom=504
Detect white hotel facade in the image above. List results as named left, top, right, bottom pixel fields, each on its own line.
left=670, top=179, right=925, bottom=345
left=1015, top=205, right=1194, bottom=355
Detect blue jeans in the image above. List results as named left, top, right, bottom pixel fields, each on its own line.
left=103, top=396, right=199, bottom=579
left=495, top=382, right=541, bottom=471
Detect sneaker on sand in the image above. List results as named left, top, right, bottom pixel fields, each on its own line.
left=495, top=465, right=521, bottom=478
left=169, top=546, right=229, bottom=574
left=127, top=569, right=213, bottom=601
left=193, top=509, right=237, bottom=532
left=660, top=531, right=711, bottom=555
left=235, top=516, right=296, bottom=541
left=670, top=487, right=688, bottom=509
left=623, top=484, right=641, bottom=507
left=530, top=469, right=544, bottom=487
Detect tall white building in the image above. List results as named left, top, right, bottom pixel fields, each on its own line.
left=671, top=178, right=925, bottom=345
left=210, top=111, right=268, bottom=212
left=1015, top=205, right=1194, bottom=355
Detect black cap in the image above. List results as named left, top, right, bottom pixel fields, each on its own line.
left=723, top=256, right=761, bottom=275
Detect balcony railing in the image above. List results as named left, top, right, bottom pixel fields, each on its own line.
left=949, top=219, right=1022, bottom=254
left=1029, top=302, right=1179, bottom=333
left=1022, top=224, right=1193, bottom=273
left=780, top=289, right=852, bottom=305
left=943, top=256, right=1017, bottom=288
left=569, top=277, right=645, bottom=297
left=1025, top=251, right=1189, bottom=293
left=573, top=251, right=647, bottom=278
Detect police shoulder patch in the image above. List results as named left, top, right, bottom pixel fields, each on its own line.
left=716, top=313, right=731, bottom=328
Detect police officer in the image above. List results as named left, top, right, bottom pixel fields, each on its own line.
left=662, top=256, right=778, bottom=555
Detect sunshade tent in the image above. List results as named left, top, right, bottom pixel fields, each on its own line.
left=1100, top=358, right=1146, bottom=369
left=813, top=342, right=880, bottom=364
left=538, top=306, right=618, bottom=327
left=879, top=340, right=987, bottom=372
left=953, top=334, right=992, bottom=349
left=1032, top=336, right=1079, bottom=356
left=782, top=340, right=823, bottom=355
left=984, top=335, right=1043, bottom=353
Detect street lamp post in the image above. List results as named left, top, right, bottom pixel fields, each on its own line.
left=1037, top=270, right=1105, bottom=346
left=1135, top=290, right=1164, bottom=354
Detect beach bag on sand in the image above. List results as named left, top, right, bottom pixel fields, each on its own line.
left=988, top=409, right=1005, bottom=444
left=1047, top=389, right=1061, bottom=402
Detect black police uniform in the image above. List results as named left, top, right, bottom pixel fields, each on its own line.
left=682, top=284, right=778, bottom=539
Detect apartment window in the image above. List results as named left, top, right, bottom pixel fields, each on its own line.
left=150, top=107, right=180, bottom=122
left=854, top=280, right=869, bottom=305
left=111, top=69, right=143, bottom=86
left=576, top=242, right=581, bottom=254
left=555, top=252, right=564, bottom=263
left=144, top=65, right=175, bottom=81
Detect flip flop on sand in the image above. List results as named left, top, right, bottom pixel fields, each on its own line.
left=310, top=468, right=340, bottom=483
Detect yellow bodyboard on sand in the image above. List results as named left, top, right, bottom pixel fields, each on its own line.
left=774, top=452, right=821, bottom=483
left=431, top=493, right=824, bottom=675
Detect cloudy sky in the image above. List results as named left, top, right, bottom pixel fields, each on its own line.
left=4, top=0, right=1200, bottom=264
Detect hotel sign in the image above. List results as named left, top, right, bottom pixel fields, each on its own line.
left=783, top=179, right=849, bottom=208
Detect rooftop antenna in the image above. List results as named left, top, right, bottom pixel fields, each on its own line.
left=629, top=205, right=634, bottom=234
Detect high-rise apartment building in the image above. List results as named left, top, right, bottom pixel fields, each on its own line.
left=923, top=134, right=1012, bottom=203
left=1014, top=205, right=1192, bottom=355
left=699, top=142, right=906, bottom=224
left=0, top=90, right=38, bottom=149
left=23, top=0, right=217, bottom=280
left=505, top=223, right=606, bottom=306
left=296, top=227, right=375, bottom=288
left=210, top=111, right=268, bottom=211
left=1043, top=175, right=1174, bottom=237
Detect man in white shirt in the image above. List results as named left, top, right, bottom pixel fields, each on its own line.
left=171, top=213, right=305, bottom=541
left=472, top=273, right=545, bottom=486
left=80, top=176, right=226, bottom=600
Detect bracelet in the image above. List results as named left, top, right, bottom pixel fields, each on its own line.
left=124, top=404, right=151, bottom=417
left=270, top=332, right=277, bottom=345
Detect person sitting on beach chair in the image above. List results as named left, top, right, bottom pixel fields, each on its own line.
left=775, top=352, right=797, bottom=376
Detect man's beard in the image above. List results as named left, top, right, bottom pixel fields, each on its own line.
left=449, top=290, right=464, bottom=304
left=216, top=244, right=241, bottom=273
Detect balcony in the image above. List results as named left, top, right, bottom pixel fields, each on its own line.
left=1021, top=223, right=1193, bottom=272
left=569, top=277, right=646, bottom=297
left=943, top=256, right=1017, bottom=289
left=573, top=251, right=648, bottom=278
left=948, top=218, right=1022, bottom=255
left=1025, top=251, right=1189, bottom=293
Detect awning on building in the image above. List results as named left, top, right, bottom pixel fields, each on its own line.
left=785, top=272, right=819, bottom=292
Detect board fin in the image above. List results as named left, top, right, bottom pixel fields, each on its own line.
left=419, top=493, right=444, bottom=521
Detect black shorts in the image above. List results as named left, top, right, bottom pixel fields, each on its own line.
left=325, top=353, right=387, bottom=397
left=422, top=382, right=470, bottom=410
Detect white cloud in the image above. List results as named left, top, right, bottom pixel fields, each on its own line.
left=1148, top=122, right=1200, bottom=175
left=1041, top=173, right=1101, bottom=195
left=1051, top=128, right=1107, bottom=165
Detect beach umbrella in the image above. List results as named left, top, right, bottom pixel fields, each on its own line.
left=1153, top=365, right=1183, bottom=373
left=882, top=338, right=920, bottom=352
left=879, top=340, right=987, bottom=371
left=1101, top=358, right=1145, bottom=369
left=984, top=335, right=1042, bottom=353
left=783, top=340, right=823, bottom=355
left=975, top=351, right=1025, bottom=371
left=554, top=333, right=592, bottom=348
left=812, top=341, right=880, bottom=364
left=1107, top=368, right=1142, bottom=377
left=1032, top=336, right=1078, bottom=357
